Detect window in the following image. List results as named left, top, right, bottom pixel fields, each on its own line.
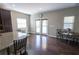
left=64, top=16, right=75, bottom=29
left=17, top=18, right=26, bottom=29
left=17, top=18, right=27, bottom=37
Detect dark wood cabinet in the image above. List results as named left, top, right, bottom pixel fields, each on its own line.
left=0, top=9, right=12, bottom=32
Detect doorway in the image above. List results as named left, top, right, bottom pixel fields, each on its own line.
left=35, top=19, right=48, bottom=35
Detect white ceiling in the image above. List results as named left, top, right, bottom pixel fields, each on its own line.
left=0, top=3, right=78, bottom=14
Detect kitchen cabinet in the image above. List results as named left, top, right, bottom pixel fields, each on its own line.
left=0, top=9, right=12, bottom=32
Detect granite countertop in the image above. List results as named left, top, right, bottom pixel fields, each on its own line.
left=18, top=32, right=27, bottom=39
left=0, top=32, right=27, bottom=50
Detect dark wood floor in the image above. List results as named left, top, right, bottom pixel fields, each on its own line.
left=27, top=34, right=79, bottom=55
left=0, top=34, right=79, bottom=55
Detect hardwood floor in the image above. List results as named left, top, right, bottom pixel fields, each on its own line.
left=27, top=34, right=79, bottom=55
left=0, top=34, right=79, bottom=55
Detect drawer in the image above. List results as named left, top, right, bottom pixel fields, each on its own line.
left=2, top=32, right=13, bottom=37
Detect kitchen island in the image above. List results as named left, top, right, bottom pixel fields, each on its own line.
left=0, top=32, right=27, bottom=54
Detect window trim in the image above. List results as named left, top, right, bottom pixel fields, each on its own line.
left=63, top=16, right=75, bottom=30
left=17, top=18, right=27, bottom=29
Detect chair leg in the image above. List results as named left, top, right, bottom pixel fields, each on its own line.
left=7, top=47, right=10, bottom=55
left=22, top=51, right=28, bottom=55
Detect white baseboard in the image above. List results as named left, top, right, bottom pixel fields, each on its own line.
left=30, top=32, right=35, bottom=34
left=30, top=32, right=56, bottom=38
left=48, top=34, right=56, bottom=38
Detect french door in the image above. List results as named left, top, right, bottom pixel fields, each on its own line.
left=35, top=19, right=48, bottom=35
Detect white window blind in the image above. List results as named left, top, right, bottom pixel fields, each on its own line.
left=64, top=16, right=75, bottom=29
left=17, top=18, right=26, bottom=29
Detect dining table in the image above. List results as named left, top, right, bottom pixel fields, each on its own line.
left=61, top=32, right=79, bottom=42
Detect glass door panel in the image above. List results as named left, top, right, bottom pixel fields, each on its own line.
left=36, top=20, right=41, bottom=34
left=42, top=20, right=48, bottom=34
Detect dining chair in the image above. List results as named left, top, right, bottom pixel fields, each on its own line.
left=72, top=35, right=79, bottom=46
left=56, top=29, right=63, bottom=39
left=13, top=37, right=28, bottom=55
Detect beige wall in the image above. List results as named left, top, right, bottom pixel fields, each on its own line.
left=11, top=11, right=30, bottom=40
left=30, top=7, right=79, bottom=37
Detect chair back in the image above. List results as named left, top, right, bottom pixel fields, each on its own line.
left=13, top=37, right=27, bottom=55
